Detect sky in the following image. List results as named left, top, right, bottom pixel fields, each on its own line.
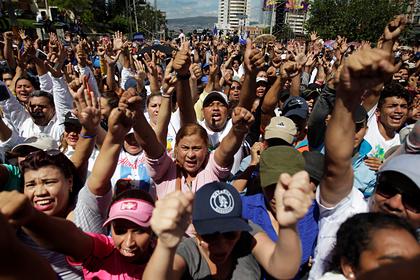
left=156, top=0, right=262, bottom=20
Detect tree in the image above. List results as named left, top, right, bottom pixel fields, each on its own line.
left=50, top=0, right=94, bottom=24
left=306, top=0, right=410, bottom=42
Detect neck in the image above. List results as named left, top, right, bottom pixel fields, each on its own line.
left=377, top=120, right=396, bottom=140
left=197, top=240, right=233, bottom=280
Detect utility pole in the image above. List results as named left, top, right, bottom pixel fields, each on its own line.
left=154, top=0, right=158, bottom=39
left=133, top=0, right=139, bottom=32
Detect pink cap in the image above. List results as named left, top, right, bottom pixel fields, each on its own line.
left=103, top=199, right=154, bottom=228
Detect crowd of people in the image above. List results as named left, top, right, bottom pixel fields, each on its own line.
left=0, top=13, right=419, bottom=280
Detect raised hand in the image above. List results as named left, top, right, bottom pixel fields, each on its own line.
left=72, top=76, right=101, bottom=132
left=280, top=61, right=300, bottom=79
left=189, top=63, right=202, bottom=80
left=244, top=39, right=265, bottom=73
left=275, top=171, right=314, bottom=227
left=209, top=53, right=219, bottom=77
left=172, top=41, right=191, bottom=76
left=250, top=142, right=264, bottom=166
left=231, top=107, right=255, bottom=135
left=113, top=31, right=124, bottom=51
left=162, top=72, right=178, bottom=96
left=384, top=15, right=407, bottom=41
left=151, top=191, right=194, bottom=248
left=337, top=48, right=399, bottom=96
left=0, top=191, right=35, bottom=227
left=291, top=41, right=307, bottom=68
left=143, top=51, right=158, bottom=78
left=45, top=40, right=66, bottom=77
left=107, top=89, right=140, bottom=139
left=310, top=31, right=319, bottom=42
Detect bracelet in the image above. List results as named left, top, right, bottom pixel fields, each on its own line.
left=79, top=133, right=96, bottom=139
left=161, top=93, right=172, bottom=98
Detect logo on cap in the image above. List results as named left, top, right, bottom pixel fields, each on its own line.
left=210, top=189, right=234, bottom=214
left=120, top=201, right=138, bottom=211
left=276, top=122, right=285, bottom=128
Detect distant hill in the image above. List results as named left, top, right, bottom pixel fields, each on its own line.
left=167, top=16, right=217, bottom=32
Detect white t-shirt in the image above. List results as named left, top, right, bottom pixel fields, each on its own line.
left=364, top=106, right=400, bottom=160
left=199, top=119, right=245, bottom=175
left=308, top=187, right=368, bottom=280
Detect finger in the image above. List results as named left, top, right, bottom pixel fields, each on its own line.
left=84, top=89, right=93, bottom=108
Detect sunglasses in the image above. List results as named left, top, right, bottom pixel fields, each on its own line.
left=200, top=231, right=239, bottom=242
left=375, top=181, right=420, bottom=213
left=230, top=86, right=241, bottom=90
left=27, top=149, right=62, bottom=158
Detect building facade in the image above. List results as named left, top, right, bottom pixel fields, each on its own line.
left=217, top=0, right=250, bottom=32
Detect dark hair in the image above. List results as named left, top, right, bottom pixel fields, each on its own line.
left=146, top=93, right=162, bottom=108
left=378, top=82, right=411, bottom=109
left=175, top=123, right=209, bottom=148
left=19, top=151, right=83, bottom=209
left=329, top=212, right=417, bottom=273
left=101, top=90, right=119, bottom=109
left=29, top=90, right=54, bottom=106
left=15, top=75, right=35, bottom=89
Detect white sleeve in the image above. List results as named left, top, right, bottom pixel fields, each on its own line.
left=120, top=67, right=135, bottom=90
left=39, top=73, right=53, bottom=93
left=0, top=81, right=30, bottom=131
left=51, top=76, right=73, bottom=124
left=77, top=65, right=100, bottom=97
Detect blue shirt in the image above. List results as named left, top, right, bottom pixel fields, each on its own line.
left=352, top=140, right=377, bottom=198
left=242, top=193, right=319, bottom=279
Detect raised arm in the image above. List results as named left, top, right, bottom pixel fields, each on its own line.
left=239, top=39, right=265, bottom=110
left=252, top=171, right=314, bottom=279
left=143, top=191, right=194, bottom=280
left=214, top=107, right=254, bottom=168
left=0, top=191, right=93, bottom=263
left=321, top=48, right=398, bottom=207
left=156, top=66, right=177, bottom=147
left=69, top=81, right=101, bottom=182
left=3, top=31, right=16, bottom=70
left=86, top=89, right=137, bottom=196
left=0, top=211, right=56, bottom=280
left=173, top=42, right=197, bottom=125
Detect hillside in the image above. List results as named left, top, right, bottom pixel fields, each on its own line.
left=167, top=16, right=217, bottom=32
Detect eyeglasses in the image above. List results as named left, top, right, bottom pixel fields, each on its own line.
left=200, top=231, right=239, bottom=242
left=375, top=181, right=420, bottom=213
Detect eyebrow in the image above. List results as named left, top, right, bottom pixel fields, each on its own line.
left=377, top=255, right=405, bottom=261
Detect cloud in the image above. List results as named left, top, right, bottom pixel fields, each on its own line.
left=156, top=0, right=218, bottom=19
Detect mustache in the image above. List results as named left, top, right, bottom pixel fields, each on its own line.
left=31, top=111, right=45, bottom=118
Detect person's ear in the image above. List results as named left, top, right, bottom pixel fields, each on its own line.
left=341, top=258, right=356, bottom=280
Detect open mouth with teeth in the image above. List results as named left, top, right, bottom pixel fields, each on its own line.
left=212, top=113, right=222, bottom=122
left=33, top=198, right=55, bottom=211
left=120, top=247, right=138, bottom=257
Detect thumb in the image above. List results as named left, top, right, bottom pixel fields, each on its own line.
left=182, top=41, right=190, bottom=52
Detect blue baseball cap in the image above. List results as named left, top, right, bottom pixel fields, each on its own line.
left=124, top=77, right=138, bottom=90
left=192, top=182, right=252, bottom=235
left=282, top=96, right=309, bottom=119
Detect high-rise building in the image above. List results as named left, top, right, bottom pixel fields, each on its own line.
left=217, top=0, right=249, bottom=32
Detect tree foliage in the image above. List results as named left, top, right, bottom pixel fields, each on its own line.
left=306, top=0, right=410, bottom=42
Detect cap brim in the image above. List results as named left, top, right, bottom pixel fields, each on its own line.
left=193, top=217, right=252, bottom=235
left=103, top=214, right=151, bottom=228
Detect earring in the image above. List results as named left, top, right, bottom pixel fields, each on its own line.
left=349, top=273, right=355, bottom=279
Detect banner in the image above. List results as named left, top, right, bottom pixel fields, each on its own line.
left=285, top=0, right=309, bottom=11
left=263, top=0, right=278, bottom=11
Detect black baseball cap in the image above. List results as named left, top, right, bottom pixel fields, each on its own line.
left=282, top=96, right=309, bottom=119
left=192, top=181, right=251, bottom=235
left=302, top=151, right=325, bottom=183
left=203, top=91, right=229, bottom=108
left=62, top=112, right=81, bottom=127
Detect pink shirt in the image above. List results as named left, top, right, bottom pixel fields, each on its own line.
left=146, top=152, right=231, bottom=199
left=68, top=233, right=146, bottom=280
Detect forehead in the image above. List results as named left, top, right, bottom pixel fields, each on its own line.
left=148, top=95, right=162, bottom=104
left=24, top=165, right=63, bottom=179
left=178, top=134, right=206, bottom=145
left=17, top=79, right=32, bottom=86
left=29, top=96, right=52, bottom=105
left=382, top=96, right=408, bottom=105
left=232, top=81, right=241, bottom=87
